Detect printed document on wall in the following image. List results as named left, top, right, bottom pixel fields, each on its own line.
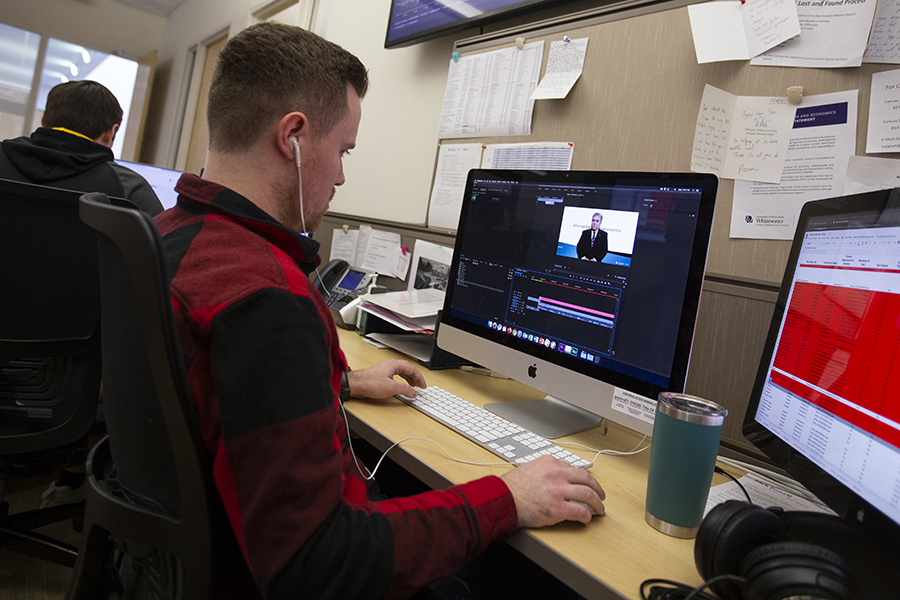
left=750, top=0, right=878, bottom=68
left=438, top=41, right=544, bottom=138
left=687, top=0, right=800, bottom=63
left=691, top=84, right=796, bottom=183
left=866, top=68, right=900, bottom=152
left=330, top=228, right=359, bottom=264
left=863, top=0, right=900, bottom=63
left=428, top=143, right=483, bottom=229
left=481, top=142, right=574, bottom=169
left=844, top=156, right=900, bottom=194
left=731, top=90, right=858, bottom=240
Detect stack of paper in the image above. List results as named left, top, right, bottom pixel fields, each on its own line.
left=359, top=288, right=445, bottom=334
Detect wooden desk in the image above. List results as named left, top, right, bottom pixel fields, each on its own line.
left=338, top=328, right=710, bottom=600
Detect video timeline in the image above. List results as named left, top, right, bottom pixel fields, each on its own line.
left=525, top=296, right=614, bottom=328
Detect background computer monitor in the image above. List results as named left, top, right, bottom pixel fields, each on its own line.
left=743, top=188, right=900, bottom=556
left=115, top=160, right=182, bottom=210
left=436, top=169, right=718, bottom=438
left=384, top=0, right=576, bottom=48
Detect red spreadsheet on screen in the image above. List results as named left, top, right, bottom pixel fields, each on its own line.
left=770, top=271, right=900, bottom=450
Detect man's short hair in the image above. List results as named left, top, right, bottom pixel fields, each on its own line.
left=207, top=22, right=369, bottom=153
left=593, top=212, right=602, bottom=220
left=43, top=80, right=123, bottom=140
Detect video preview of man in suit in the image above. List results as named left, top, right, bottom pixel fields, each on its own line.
left=576, top=212, right=608, bottom=262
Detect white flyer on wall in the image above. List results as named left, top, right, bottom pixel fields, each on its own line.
left=438, top=41, right=544, bottom=138
left=731, top=90, right=858, bottom=240
left=427, top=143, right=483, bottom=230
left=750, top=0, right=878, bottom=68
left=866, top=68, right=900, bottom=152
left=843, top=155, right=900, bottom=194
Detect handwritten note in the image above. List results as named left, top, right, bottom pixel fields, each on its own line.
left=531, top=37, right=589, bottom=99
left=863, top=0, right=900, bottom=64
left=692, top=84, right=796, bottom=183
left=688, top=0, right=800, bottom=63
left=867, top=68, right=900, bottom=152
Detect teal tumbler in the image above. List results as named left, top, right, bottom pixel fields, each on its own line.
left=645, top=392, right=727, bottom=538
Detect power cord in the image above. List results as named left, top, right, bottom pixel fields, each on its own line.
left=640, top=574, right=745, bottom=600
left=714, top=465, right=752, bottom=503
left=338, top=399, right=649, bottom=480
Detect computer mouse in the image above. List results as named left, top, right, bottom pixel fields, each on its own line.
left=572, top=501, right=601, bottom=517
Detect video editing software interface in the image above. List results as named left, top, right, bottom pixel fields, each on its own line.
left=446, top=173, right=710, bottom=392
left=754, top=209, right=900, bottom=526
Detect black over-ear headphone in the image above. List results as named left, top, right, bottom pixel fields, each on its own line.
left=694, top=501, right=858, bottom=600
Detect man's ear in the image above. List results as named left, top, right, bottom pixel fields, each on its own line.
left=278, top=111, right=309, bottom=161
left=95, top=123, right=119, bottom=148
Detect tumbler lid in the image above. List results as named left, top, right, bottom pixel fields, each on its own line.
left=657, top=392, right=727, bottom=425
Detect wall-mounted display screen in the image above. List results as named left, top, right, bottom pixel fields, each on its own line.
left=385, top=0, right=571, bottom=48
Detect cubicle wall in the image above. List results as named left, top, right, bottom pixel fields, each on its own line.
left=321, top=0, right=900, bottom=460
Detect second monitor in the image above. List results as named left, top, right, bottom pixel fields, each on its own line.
left=437, top=170, right=718, bottom=438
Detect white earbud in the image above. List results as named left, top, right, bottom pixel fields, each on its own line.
left=289, top=135, right=301, bottom=167
left=288, top=135, right=306, bottom=233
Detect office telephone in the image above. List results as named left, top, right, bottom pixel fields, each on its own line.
left=315, top=260, right=376, bottom=309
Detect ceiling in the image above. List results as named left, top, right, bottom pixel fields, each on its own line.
left=110, top=0, right=188, bottom=17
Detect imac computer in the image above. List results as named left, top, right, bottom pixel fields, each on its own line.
left=436, top=169, right=718, bottom=438
left=115, top=160, right=183, bottom=210
left=743, top=188, right=900, bottom=557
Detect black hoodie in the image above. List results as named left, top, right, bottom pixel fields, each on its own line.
left=0, top=128, right=163, bottom=216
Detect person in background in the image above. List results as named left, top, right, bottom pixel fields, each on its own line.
left=0, top=80, right=162, bottom=216
left=0, top=80, right=162, bottom=508
left=154, top=22, right=606, bottom=600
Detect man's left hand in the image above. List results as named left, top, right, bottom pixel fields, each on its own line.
left=347, top=360, right=427, bottom=399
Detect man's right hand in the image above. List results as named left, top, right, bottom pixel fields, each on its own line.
left=500, top=455, right=606, bottom=527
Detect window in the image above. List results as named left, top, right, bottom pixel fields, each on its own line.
left=0, top=21, right=141, bottom=159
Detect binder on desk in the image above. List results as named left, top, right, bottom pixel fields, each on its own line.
left=357, top=306, right=473, bottom=370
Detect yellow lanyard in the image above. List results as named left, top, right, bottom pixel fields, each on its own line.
left=51, top=127, right=93, bottom=142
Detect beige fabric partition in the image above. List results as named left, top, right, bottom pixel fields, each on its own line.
left=449, top=0, right=900, bottom=284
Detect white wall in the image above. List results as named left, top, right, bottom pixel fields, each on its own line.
left=2, top=0, right=165, bottom=59
left=144, top=0, right=457, bottom=225
left=141, top=0, right=260, bottom=167
left=316, top=0, right=458, bottom=225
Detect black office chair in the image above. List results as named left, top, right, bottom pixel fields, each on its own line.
left=0, top=177, right=104, bottom=567
left=68, top=193, right=257, bottom=599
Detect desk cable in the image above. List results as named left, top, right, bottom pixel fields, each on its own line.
left=640, top=575, right=745, bottom=600
left=339, top=400, right=650, bottom=481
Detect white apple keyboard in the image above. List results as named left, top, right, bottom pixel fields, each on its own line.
left=397, top=386, right=592, bottom=468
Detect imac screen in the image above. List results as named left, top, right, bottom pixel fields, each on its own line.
left=115, top=160, right=183, bottom=210
left=437, top=170, right=717, bottom=437
left=744, top=188, right=900, bottom=553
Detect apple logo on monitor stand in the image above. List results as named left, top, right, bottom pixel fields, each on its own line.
left=528, top=364, right=537, bottom=378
